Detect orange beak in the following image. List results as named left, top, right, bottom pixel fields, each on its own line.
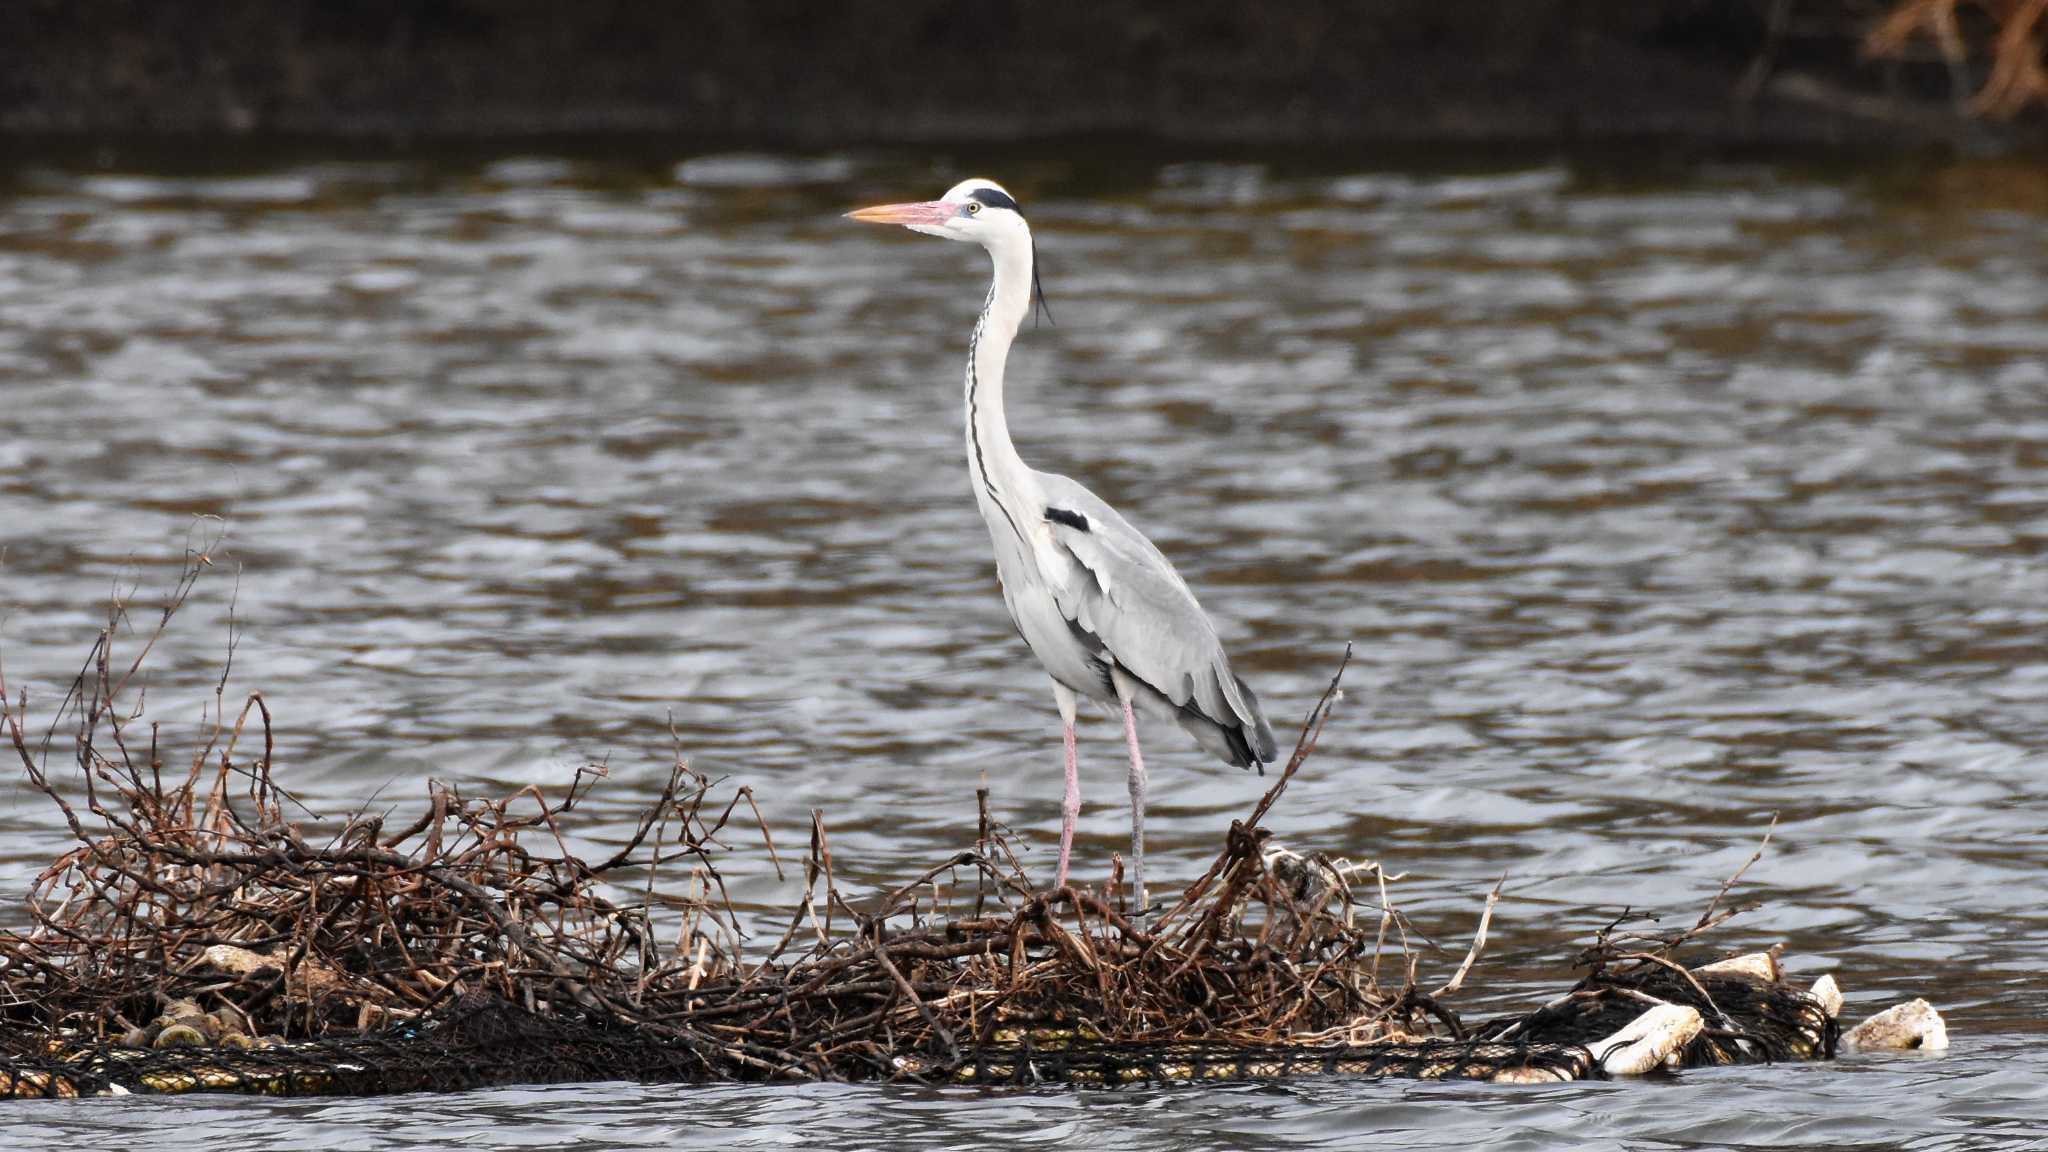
left=845, top=200, right=955, bottom=227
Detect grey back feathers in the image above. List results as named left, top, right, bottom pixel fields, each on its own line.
left=1036, top=473, right=1278, bottom=769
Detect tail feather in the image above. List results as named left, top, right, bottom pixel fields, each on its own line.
left=1235, top=675, right=1280, bottom=764
left=1175, top=675, right=1279, bottom=772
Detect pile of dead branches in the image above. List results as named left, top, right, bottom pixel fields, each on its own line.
left=0, top=540, right=1896, bottom=1102
left=0, top=548, right=779, bottom=1051
left=0, top=546, right=1478, bottom=1083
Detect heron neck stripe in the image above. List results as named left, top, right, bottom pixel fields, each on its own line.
left=967, top=313, right=1028, bottom=549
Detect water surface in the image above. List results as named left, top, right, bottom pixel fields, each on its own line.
left=0, top=150, right=2044, bottom=1147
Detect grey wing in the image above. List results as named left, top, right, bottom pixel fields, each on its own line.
left=1035, top=472, right=1279, bottom=768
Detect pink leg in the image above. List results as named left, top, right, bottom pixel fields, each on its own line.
left=1058, top=719, right=1080, bottom=887
left=1120, top=692, right=1149, bottom=907
left=1054, top=685, right=1080, bottom=889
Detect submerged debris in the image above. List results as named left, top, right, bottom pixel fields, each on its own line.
left=0, top=550, right=1945, bottom=1098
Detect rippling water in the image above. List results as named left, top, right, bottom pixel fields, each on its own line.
left=1, top=149, right=2045, bottom=1147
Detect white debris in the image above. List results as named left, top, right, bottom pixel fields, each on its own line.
left=1808, top=974, right=1843, bottom=1019
left=1844, top=999, right=1949, bottom=1052
left=1594, top=1004, right=1705, bottom=1075
left=1693, top=951, right=1780, bottom=982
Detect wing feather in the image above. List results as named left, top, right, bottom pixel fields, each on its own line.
left=1035, top=473, right=1275, bottom=761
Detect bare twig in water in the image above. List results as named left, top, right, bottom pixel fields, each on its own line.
left=1697, top=813, right=1777, bottom=931
left=1431, top=873, right=1504, bottom=999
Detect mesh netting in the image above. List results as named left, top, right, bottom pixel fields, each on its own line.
left=0, top=997, right=719, bottom=1099
left=0, top=963, right=1836, bottom=1098
left=0, top=1026, right=1601, bottom=1098
left=920, top=1038, right=1597, bottom=1086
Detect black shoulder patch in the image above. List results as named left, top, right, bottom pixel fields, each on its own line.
left=969, top=186, right=1020, bottom=211
left=1045, top=507, right=1090, bottom=532
left=1065, top=617, right=1107, bottom=655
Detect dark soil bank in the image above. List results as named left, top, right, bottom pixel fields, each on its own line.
left=4, top=0, right=2040, bottom=149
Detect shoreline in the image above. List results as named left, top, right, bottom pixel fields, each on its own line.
left=6, top=3, right=2042, bottom=155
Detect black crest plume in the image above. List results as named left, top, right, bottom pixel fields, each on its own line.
left=968, top=184, right=1053, bottom=328
left=1031, top=238, right=1054, bottom=329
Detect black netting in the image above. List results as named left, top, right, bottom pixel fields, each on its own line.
left=927, top=1038, right=1595, bottom=1086
left=0, top=997, right=721, bottom=1099
left=1477, top=966, right=1838, bottom=1066
left=0, top=966, right=1836, bottom=1098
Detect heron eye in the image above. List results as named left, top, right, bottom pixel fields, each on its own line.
left=965, top=202, right=981, bottom=215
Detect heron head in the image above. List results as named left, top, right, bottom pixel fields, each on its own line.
left=847, top=178, right=1052, bottom=324
left=846, top=178, right=1026, bottom=246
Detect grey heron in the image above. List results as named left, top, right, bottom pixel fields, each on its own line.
left=848, top=178, right=1277, bottom=903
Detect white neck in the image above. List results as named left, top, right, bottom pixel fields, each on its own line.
left=965, top=225, right=1038, bottom=527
